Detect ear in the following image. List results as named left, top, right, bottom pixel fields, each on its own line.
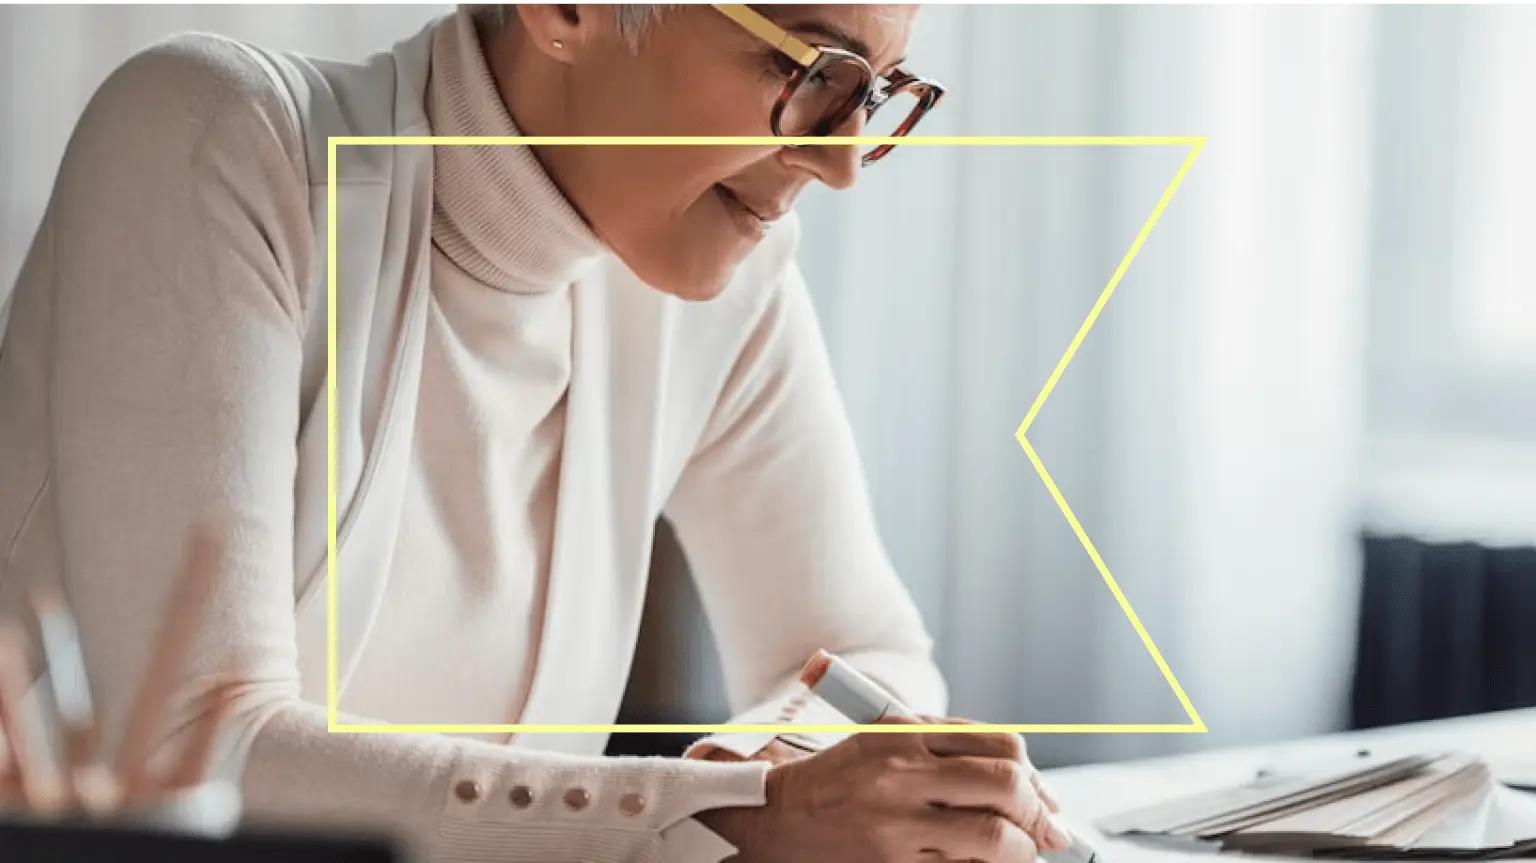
left=513, top=4, right=615, bottom=63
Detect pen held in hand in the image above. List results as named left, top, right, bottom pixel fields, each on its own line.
left=799, top=649, right=1104, bottom=863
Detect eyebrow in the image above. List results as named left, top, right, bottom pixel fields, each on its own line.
left=777, top=17, right=909, bottom=70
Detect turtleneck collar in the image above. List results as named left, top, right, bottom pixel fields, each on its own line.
left=426, top=8, right=606, bottom=294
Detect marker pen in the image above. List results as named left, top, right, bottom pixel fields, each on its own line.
left=799, top=649, right=1104, bottom=863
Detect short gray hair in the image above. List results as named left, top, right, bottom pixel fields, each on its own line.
left=467, top=5, right=678, bottom=49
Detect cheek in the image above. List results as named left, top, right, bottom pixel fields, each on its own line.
left=601, top=148, right=771, bottom=227
left=584, top=149, right=779, bottom=295
left=574, top=51, right=776, bottom=138
left=652, top=54, right=780, bottom=137
left=657, top=84, right=777, bottom=138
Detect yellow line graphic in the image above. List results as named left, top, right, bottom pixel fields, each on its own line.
left=327, top=135, right=1206, bottom=735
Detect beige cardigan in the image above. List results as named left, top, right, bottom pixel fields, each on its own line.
left=0, top=11, right=947, bottom=862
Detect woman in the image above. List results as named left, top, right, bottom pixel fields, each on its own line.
left=0, top=4, right=1070, bottom=861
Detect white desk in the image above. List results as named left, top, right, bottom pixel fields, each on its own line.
left=1043, top=709, right=1536, bottom=863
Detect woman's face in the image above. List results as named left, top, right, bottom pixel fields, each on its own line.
left=506, top=4, right=922, bottom=301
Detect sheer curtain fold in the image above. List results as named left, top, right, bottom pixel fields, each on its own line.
left=1365, top=6, right=1536, bottom=546
left=798, top=4, right=1377, bottom=765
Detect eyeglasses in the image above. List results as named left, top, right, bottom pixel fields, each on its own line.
left=712, top=4, right=945, bottom=166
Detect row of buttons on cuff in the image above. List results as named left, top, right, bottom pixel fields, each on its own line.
left=454, top=779, right=647, bottom=817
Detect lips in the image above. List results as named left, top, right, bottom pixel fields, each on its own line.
left=715, top=184, right=789, bottom=225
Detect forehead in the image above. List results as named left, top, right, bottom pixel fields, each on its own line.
left=757, top=4, right=921, bottom=66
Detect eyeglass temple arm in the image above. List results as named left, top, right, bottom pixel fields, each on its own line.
left=712, top=4, right=820, bottom=67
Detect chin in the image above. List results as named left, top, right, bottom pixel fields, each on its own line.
left=612, top=217, right=765, bottom=302
left=662, top=275, right=734, bottom=303
left=630, top=253, right=743, bottom=303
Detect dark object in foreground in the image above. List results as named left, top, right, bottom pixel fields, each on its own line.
left=0, top=820, right=400, bottom=863
left=604, top=731, right=704, bottom=757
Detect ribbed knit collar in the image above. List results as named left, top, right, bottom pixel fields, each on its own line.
left=426, top=8, right=605, bottom=294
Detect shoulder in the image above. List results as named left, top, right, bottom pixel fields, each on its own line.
left=67, top=33, right=306, bottom=185
left=44, top=33, right=316, bottom=320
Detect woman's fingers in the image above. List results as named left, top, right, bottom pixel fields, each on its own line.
left=0, top=628, right=45, bottom=811
left=689, top=744, right=747, bottom=763
left=929, top=756, right=1042, bottom=829
left=1032, top=770, right=1062, bottom=814
left=0, top=707, right=11, bottom=788
left=879, top=718, right=1066, bottom=852
left=853, top=713, right=1065, bottom=858
left=917, top=718, right=1062, bottom=815
left=929, top=756, right=1072, bottom=851
left=922, top=717, right=1032, bottom=759
left=919, top=728, right=1028, bottom=762
left=920, top=805, right=1039, bottom=863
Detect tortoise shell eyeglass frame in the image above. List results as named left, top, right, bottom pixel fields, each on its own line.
left=711, top=3, right=946, bottom=165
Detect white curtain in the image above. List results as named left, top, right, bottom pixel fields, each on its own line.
left=787, top=4, right=1381, bottom=767
left=793, top=4, right=1532, bottom=767
left=1359, top=6, right=1536, bottom=548
left=5, top=5, right=1532, bottom=769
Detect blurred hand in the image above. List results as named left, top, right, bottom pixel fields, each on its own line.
left=696, top=715, right=1072, bottom=863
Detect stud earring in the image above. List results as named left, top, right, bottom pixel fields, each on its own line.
left=551, top=39, right=564, bottom=50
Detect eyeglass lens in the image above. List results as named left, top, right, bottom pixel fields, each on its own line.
left=779, top=56, right=925, bottom=158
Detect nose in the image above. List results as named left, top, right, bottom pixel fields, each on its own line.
left=782, top=110, right=863, bottom=191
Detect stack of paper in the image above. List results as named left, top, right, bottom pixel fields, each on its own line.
left=1096, top=753, right=1536, bottom=859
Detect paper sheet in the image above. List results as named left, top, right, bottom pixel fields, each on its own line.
left=1098, top=755, right=1536, bottom=860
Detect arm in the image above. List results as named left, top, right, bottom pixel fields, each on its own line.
left=37, top=38, right=764, bottom=862
left=664, top=256, right=949, bottom=753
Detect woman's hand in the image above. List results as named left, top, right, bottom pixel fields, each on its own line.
left=943, top=716, right=1062, bottom=817
left=695, top=716, right=1071, bottom=863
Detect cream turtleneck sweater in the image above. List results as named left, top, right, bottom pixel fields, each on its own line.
left=343, top=13, right=603, bottom=735
left=0, top=8, right=949, bottom=863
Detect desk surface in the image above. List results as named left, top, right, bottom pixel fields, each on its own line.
left=1043, top=709, right=1536, bottom=863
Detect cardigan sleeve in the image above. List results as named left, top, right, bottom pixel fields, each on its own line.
left=663, top=254, right=950, bottom=739
left=24, top=36, right=768, bottom=863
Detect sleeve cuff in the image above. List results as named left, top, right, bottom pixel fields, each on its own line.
left=436, top=749, right=768, bottom=841
left=659, top=816, right=744, bottom=863
left=654, top=760, right=769, bottom=863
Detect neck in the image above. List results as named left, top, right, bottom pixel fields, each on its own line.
left=477, top=15, right=591, bottom=223
left=426, top=9, right=605, bottom=292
